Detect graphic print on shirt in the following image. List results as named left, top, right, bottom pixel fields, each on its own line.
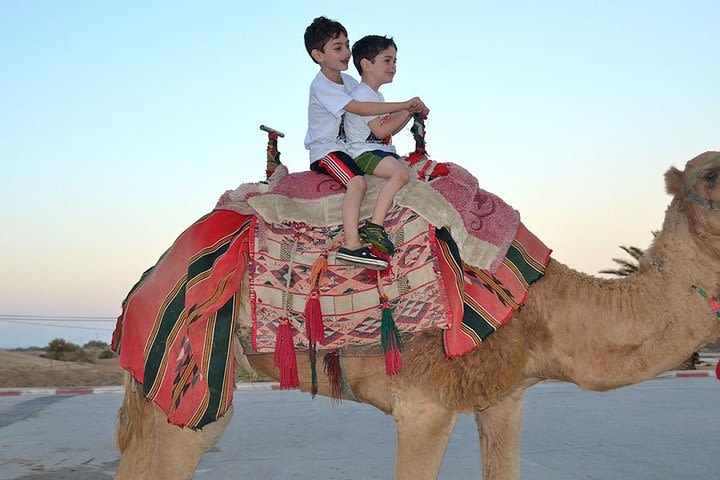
left=337, top=113, right=347, bottom=142
left=365, top=131, right=391, bottom=145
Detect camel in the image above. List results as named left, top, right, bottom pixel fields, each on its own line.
left=114, top=151, right=720, bottom=479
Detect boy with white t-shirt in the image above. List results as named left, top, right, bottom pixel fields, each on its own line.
left=344, top=35, right=429, bottom=256
left=303, top=17, right=426, bottom=269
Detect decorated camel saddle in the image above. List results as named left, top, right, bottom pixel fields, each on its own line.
left=111, top=119, right=551, bottom=428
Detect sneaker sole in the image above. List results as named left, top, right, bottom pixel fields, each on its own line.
left=336, top=252, right=388, bottom=270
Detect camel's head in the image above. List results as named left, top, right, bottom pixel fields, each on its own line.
left=666, top=151, right=720, bottom=236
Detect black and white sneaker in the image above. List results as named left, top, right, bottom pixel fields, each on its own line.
left=336, top=246, right=388, bottom=270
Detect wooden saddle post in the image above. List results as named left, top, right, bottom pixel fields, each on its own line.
left=259, top=124, right=285, bottom=180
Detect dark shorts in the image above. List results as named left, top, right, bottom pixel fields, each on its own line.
left=310, top=151, right=364, bottom=187
left=355, top=150, right=400, bottom=174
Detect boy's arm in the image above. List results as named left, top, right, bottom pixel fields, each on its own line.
left=367, top=110, right=413, bottom=140
left=344, top=97, right=422, bottom=116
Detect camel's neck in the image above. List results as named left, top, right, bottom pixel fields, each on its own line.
left=529, top=202, right=720, bottom=390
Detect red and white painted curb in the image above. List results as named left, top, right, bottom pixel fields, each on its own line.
left=0, top=382, right=282, bottom=397
left=0, top=386, right=124, bottom=397
left=1, top=371, right=716, bottom=397
left=655, top=370, right=715, bottom=379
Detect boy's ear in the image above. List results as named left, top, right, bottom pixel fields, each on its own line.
left=359, top=57, right=371, bottom=73
left=310, top=48, right=323, bottom=64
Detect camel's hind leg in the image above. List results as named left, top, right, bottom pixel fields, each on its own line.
left=474, top=388, right=525, bottom=480
left=114, top=377, right=232, bottom=480
left=391, top=387, right=458, bottom=480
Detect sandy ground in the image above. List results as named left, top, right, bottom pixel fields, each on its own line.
left=0, top=349, right=125, bottom=388
left=0, top=348, right=715, bottom=389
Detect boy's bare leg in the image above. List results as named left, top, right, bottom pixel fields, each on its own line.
left=370, top=157, right=410, bottom=226
left=342, top=175, right=367, bottom=250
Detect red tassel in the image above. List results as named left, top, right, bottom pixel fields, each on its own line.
left=384, top=339, right=403, bottom=377
left=405, top=150, right=427, bottom=166
left=429, top=162, right=450, bottom=179
left=304, top=290, right=325, bottom=344
left=323, top=349, right=343, bottom=404
left=274, top=321, right=299, bottom=389
left=715, top=359, right=720, bottom=380
left=368, top=246, right=392, bottom=277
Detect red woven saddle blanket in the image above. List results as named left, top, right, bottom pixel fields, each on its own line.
left=248, top=204, right=551, bottom=357
left=249, top=205, right=450, bottom=353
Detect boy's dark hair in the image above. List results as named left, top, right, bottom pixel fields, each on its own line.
left=304, top=16, right=348, bottom=64
left=352, top=35, right=397, bottom=75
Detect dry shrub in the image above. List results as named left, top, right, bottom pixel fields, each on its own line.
left=45, top=338, right=94, bottom=363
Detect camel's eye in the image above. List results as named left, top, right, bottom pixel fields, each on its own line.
left=704, top=170, right=718, bottom=184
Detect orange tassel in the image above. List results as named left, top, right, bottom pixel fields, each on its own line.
left=309, top=252, right=328, bottom=289
left=274, top=321, right=299, bottom=389
left=304, top=290, right=325, bottom=344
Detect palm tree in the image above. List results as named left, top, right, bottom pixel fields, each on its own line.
left=601, top=240, right=698, bottom=370
left=599, top=245, right=644, bottom=276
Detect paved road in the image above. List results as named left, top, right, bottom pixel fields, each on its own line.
left=1, top=378, right=719, bottom=479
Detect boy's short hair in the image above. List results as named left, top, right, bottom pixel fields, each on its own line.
left=304, top=16, right=348, bottom=63
left=352, top=35, right=397, bottom=75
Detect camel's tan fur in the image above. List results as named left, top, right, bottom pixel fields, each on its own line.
left=115, top=152, right=720, bottom=480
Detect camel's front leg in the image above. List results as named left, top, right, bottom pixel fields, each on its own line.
left=115, top=380, right=232, bottom=480
left=391, top=388, right=458, bottom=480
left=474, top=388, right=525, bottom=480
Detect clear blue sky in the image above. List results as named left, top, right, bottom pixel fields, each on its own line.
left=1, top=1, right=718, bottom=347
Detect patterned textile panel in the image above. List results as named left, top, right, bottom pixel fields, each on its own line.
left=250, top=205, right=451, bottom=352
left=111, top=210, right=252, bottom=428
left=437, top=223, right=551, bottom=358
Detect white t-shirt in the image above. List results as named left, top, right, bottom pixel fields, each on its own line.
left=344, top=82, right=397, bottom=159
left=304, top=71, right=359, bottom=163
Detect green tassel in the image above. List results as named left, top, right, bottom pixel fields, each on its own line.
left=380, top=301, right=403, bottom=375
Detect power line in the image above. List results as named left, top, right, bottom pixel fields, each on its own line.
left=0, top=314, right=117, bottom=322
left=0, top=318, right=113, bottom=331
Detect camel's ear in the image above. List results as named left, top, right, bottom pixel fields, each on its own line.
left=665, top=167, right=684, bottom=196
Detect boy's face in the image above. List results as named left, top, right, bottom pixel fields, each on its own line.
left=361, top=47, right=397, bottom=86
left=312, top=34, right=351, bottom=74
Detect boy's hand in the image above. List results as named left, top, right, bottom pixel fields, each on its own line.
left=406, top=97, right=429, bottom=115
left=406, top=97, right=423, bottom=113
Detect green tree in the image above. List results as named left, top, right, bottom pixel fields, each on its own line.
left=44, top=338, right=93, bottom=362
left=45, top=338, right=80, bottom=358
left=98, top=349, right=116, bottom=359
left=599, top=245, right=644, bottom=276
